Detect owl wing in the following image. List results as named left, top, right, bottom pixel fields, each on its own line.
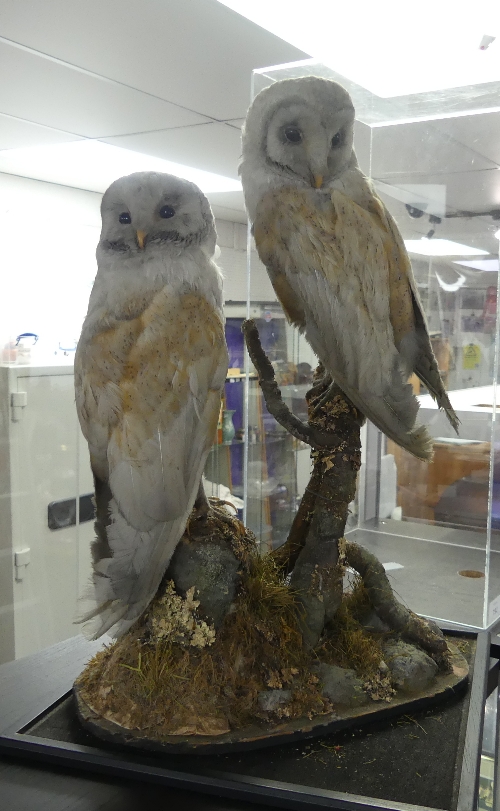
left=370, top=197, right=459, bottom=433
left=254, top=186, right=434, bottom=460
left=75, top=288, right=228, bottom=638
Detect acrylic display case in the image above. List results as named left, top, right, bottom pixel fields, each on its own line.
left=242, top=58, right=500, bottom=632
left=1, top=57, right=500, bottom=678
left=1, top=56, right=500, bottom=811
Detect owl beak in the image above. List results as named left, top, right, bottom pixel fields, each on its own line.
left=136, top=230, right=147, bottom=249
left=313, top=174, right=323, bottom=189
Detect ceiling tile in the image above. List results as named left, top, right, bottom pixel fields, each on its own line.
left=103, top=122, right=242, bottom=178
left=0, top=113, right=80, bottom=150
left=0, top=0, right=306, bottom=120
left=0, top=41, right=209, bottom=138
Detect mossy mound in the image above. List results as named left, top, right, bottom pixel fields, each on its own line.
left=76, top=511, right=391, bottom=738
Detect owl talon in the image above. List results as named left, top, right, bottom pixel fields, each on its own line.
left=308, top=372, right=332, bottom=399
left=193, top=483, right=210, bottom=523
left=310, top=381, right=337, bottom=418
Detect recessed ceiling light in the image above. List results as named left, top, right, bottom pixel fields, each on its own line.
left=219, top=1, right=500, bottom=98
left=404, top=238, right=489, bottom=257
left=0, top=140, right=242, bottom=194
left=453, top=258, right=499, bottom=271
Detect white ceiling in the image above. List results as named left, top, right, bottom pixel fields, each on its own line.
left=0, top=0, right=305, bottom=222
left=0, top=0, right=499, bottom=251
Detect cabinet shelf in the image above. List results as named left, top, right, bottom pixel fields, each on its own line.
left=209, top=435, right=291, bottom=450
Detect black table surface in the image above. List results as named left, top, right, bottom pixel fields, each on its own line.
left=0, top=636, right=272, bottom=811
left=0, top=756, right=274, bottom=811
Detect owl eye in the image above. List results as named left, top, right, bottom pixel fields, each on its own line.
left=331, top=131, right=342, bottom=148
left=283, top=126, right=302, bottom=144
left=159, top=205, right=175, bottom=219
left=118, top=212, right=131, bottom=224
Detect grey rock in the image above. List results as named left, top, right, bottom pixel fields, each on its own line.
left=258, top=689, right=292, bottom=713
left=316, top=663, right=369, bottom=706
left=422, top=617, right=444, bottom=639
left=382, top=640, right=438, bottom=693
left=289, top=549, right=343, bottom=649
left=360, top=610, right=390, bottom=634
left=167, top=538, right=241, bottom=627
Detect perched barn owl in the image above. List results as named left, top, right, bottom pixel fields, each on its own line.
left=240, top=77, right=458, bottom=460
left=75, top=172, right=228, bottom=639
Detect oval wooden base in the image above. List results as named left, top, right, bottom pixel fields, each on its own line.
left=75, top=642, right=469, bottom=755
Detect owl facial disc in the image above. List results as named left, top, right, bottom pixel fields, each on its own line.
left=264, top=95, right=355, bottom=188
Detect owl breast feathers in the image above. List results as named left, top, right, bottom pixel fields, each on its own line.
left=75, top=172, right=228, bottom=639
left=240, top=77, right=458, bottom=460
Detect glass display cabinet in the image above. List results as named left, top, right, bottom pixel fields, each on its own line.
left=0, top=56, right=499, bottom=811
left=242, top=58, right=500, bottom=631
left=1, top=58, right=500, bottom=673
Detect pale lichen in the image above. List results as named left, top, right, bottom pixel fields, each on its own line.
left=150, top=581, right=216, bottom=648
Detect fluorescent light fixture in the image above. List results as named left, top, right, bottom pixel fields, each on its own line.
left=0, top=140, right=242, bottom=194
left=435, top=269, right=467, bottom=291
left=495, top=228, right=500, bottom=239
left=404, top=238, right=489, bottom=257
left=453, top=258, right=499, bottom=271
left=218, top=1, right=500, bottom=97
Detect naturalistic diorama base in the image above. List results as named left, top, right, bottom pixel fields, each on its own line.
left=74, top=505, right=469, bottom=755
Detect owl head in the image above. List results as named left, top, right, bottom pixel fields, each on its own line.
left=98, top=171, right=216, bottom=257
left=241, top=77, right=356, bottom=213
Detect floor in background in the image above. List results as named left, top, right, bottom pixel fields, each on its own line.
left=349, top=519, right=500, bottom=628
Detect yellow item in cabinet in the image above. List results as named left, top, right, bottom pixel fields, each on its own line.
left=463, top=343, right=481, bottom=370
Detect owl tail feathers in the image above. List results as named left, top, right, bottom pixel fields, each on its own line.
left=333, top=372, right=434, bottom=462
left=410, top=342, right=460, bottom=434
left=366, top=394, right=434, bottom=462
left=393, top=423, right=434, bottom=462
left=76, top=590, right=135, bottom=641
left=76, top=508, right=189, bottom=641
left=432, top=388, right=460, bottom=435
left=75, top=553, right=147, bottom=641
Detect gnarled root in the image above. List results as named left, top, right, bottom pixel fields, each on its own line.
left=345, top=540, right=447, bottom=655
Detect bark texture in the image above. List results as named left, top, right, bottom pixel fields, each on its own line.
left=243, top=320, right=446, bottom=654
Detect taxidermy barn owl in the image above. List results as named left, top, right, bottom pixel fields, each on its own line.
left=75, top=172, right=228, bottom=639
left=240, top=77, right=458, bottom=461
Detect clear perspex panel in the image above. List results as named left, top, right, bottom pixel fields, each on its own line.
left=248, top=60, right=500, bottom=630
left=1, top=60, right=500, bottom=670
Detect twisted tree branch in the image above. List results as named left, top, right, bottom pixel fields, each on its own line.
left=244, top=319, right=447, bottom=657
left=242, top=319, right=342, bottom=449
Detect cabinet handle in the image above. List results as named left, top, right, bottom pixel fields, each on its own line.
left=11, top=391, right=27, bottom=422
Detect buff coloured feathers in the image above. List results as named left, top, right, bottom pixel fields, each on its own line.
left=240, top=77, right=458, bottom=460
left=75, top=172, right=228, bottom=639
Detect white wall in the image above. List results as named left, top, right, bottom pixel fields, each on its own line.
left=216, top=219, right=277, bottom=304
left=0, top=173, right=101, bottom=358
